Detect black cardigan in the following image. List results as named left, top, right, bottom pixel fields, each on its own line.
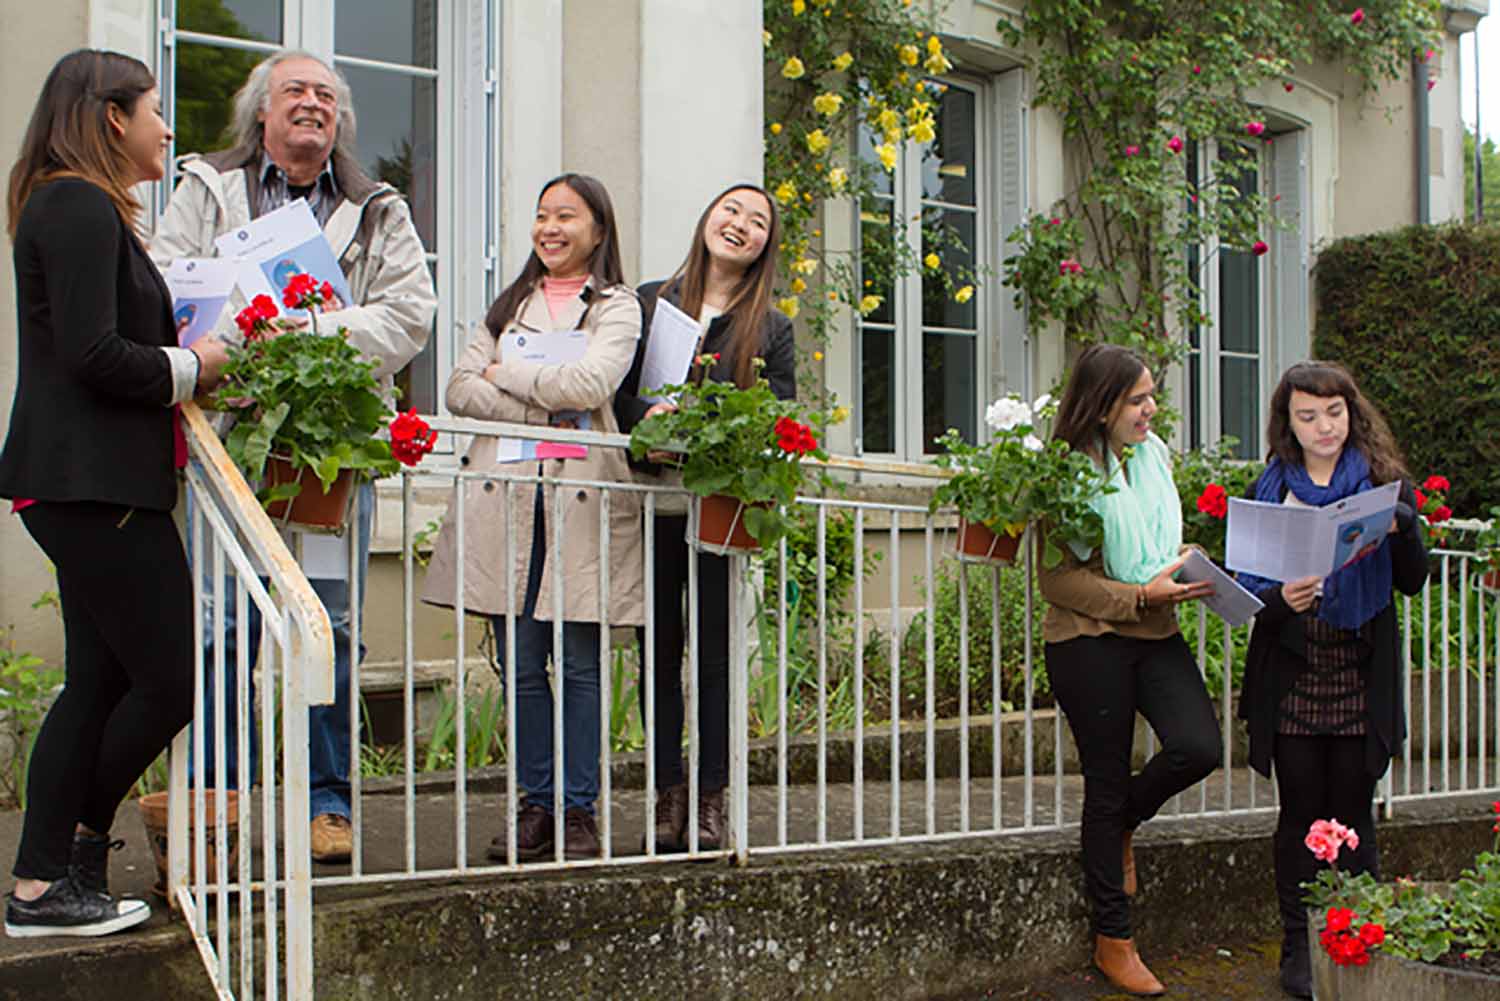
left=1237, top=477, right=1428, bottom=779
left=613, top=279, right=797, bottom=471
left=0, top=179, right=178, bottom=510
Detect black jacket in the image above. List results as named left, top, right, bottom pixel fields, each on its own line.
left=0, top=179, right=178, bottom=510
left=1237, top=478, right=1428, bottom=779
left=613, top=279, right=796, bottom=471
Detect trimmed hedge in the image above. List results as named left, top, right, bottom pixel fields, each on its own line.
left=1314, top=223, right=1500, bottom=514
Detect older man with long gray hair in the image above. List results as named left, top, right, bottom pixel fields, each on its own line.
left=152, top=49, right=436, bottom=865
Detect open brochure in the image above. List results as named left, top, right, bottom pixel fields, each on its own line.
left=163, top=258, right=237, bottom=347
left=495, top=329, right=590, bottom=462
left=1176, top=548, right=1264, bottom=627
left=637, top=296, right=701, bottom=404
left=213, top=199, right=354, bottom=320
left=1224, top=481, right=1400, bottom=583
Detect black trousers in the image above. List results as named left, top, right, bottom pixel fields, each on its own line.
left=14, top=501, right=193, bottom=881
left=1044, top=632, right=1221, bottom=938
left=1272, top=734, right=1379, bottom=941
left=634, top=513, right=730, bottom=791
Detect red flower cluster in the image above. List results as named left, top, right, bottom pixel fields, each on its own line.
left=1319, top=907, right=1384, bottom=967
left=234, top=294, right=279, bottom=342
left=774, top=416, right=817, bottom=456
left=389, top=408, right=437, bottom=467
left=281, top=272, right=337, bottom=311
left=1415, top=474, right=1453, bottom=533
left=1492, top=799, right=1499, bottom=834
left=1058, top=258, right=1084, bottom=276
left=1196, top=483, right=1228, bottom=520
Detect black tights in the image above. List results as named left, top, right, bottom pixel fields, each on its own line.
left=14, top=502, right=193, bottom=881
left=1272, top=734, right=1380, bottom=940
left=634, top=514, right=730, bottom=791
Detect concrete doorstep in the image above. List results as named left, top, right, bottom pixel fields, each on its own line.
left=0, top=787, right=1495, bottom=1000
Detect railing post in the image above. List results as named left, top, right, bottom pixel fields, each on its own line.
left=728, top=551, right=750, bottom=864
left=283, top=623, right=317, bottom=1000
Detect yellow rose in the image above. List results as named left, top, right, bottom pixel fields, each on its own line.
left=778, top=296, right=800, bottom=319
left=876, top=143, right=897, bottom=170
left=813, top=92, right=844, bottom=116
left=792, top=0, right=805, bottom=13
left=833, top=51, right=853, bottom=72
left=793, top=257, right=819, bottom=275
left=927, top=35, right=943, bottom=56
left=955, top=285, right=975, bottom=303
left=897, top=71, right=909, bottom=84
left=885, top=126, right=903, bottom=144
left=924, top=252, right=940, bottom=270
left=924, top=52, right=953, bottom=74
left=827, top=166, right=848, bottom=192
left=782, top=56, right=805, bottom=80
left=762, top=29, right=772, bottom=47
left=899, top=44, right=919, bottom=66
left=806, top=128, right=831, bottom=154
left=775, top=180, right=797, bottom=204
left=827, top=291, right=839, bottom=301
left=877, top=107, right=901, bottom=132
left=769, top=121, right=783, bottom=135
left=813, top=351, right=825, bottom=362
left=831, top=405, right=850, bottom=424
left=909, top=117, right=935, bottom=143
left=908, top=98, right=932, bottom=117
left=859, top=294, right=883, bottom=314
left=790, top=277, right=807, bottom=294
left=803, top=192, right=813, bottom=202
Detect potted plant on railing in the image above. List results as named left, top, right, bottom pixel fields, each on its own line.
left=929, top=393, right=1111, bottom=568
left=627, top=357, right=830, bottom=552
left=1469, top=504, right=1500, bottom=594
left=213, top=276, right=402, bottom=530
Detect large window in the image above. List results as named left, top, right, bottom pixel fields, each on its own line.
left=857, top=79, right=985, bottom=458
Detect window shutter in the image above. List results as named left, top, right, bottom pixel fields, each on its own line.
left=992, top=67, right=1029, bottom=402
left=1270, top=129, right=1310, bottom=377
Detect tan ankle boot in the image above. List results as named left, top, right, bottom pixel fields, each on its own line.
left=1122, top=829, right=1137, bottom=897
left=1093, top=934, right=1165, bottom=996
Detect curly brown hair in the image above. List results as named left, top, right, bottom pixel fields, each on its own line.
left=1266, top=361, right=1408, bottom=485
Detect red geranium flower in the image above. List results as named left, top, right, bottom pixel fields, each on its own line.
left=281, top=272, right=322, bottom=309
left=1423, top=475, right=1450, bottom=493
left=1196, top=483, right=1228, bottom=519
left=234, top=294, right=280, bottom=342
left=1358, top=923, right=1385, bottom=947
left=388, top=408, right=437, bottom=466
left=1414, top=488, right=1427, bottom=510
left=1431, top=505, right=1452, bottom=523
left=1325, top=907, right=1354, bottom=933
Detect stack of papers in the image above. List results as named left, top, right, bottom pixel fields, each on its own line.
left=495, top=329, right=591, bottom=462
left=1225, top=482, right=1400, bottom=582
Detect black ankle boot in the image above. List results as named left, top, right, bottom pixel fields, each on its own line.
left=1279, top=933, right=1312, bottom=998
left=70, top=831, right=123, bottom=895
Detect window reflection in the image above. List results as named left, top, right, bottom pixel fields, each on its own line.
left=922, top=333, right=976, bottom=452
left=921, top=87, right=975, bottom=205
left=173, top=41, right=261, bottom=155
left=1221, top=356, right=1259, bottom=460
left=861, top=329, right=895, bottom=453
left=340, top=64, right=438, bottom=250
left=179, top=0, right=282, bottom=43
left=336, top=0, right=437, bottom=68
left=921, top=209, right=976, bottom=330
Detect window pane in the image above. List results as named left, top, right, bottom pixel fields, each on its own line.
left=1219, top=246, right=1259, bottom=353
left=341, top=65, right=439, bottom=250
left=857, top=124, right=895, bottom=197
left=859, top=194, right=895, bottom=326
left=395, top=260, right=440, bottom=414
left=920, top=86, right=976, bottom=205
left=336, top=0, right=438, bottom=69
left=1221, top=355, right=1259, bottom=459
left=921, top=208, right=976, bottom=329
left=1188, top=351, right=1202, bottom=450
left=173, top=41, right=262, bottom=156
left=861, top=328, right=896, bottom=453
left=922, top=332, right=976, bottom=453
left=180, top=0, right=282, bottom=43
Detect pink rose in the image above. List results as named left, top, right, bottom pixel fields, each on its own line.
left=1124, top=144, right=1140, bottom=157
left=1252, top=240, right=1269, bottom=257
left=1167, top=135, right=1184, bottom=154
left=1351, top=8, right=1365, bottom=25
left=1245, top=121, right=1266, bottom=137
left=1284, top=81, right=1295, bottom=92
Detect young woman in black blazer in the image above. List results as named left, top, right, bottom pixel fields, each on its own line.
left=614, top=184, right=793, bottom=851
left=0, top=50, right=227, bottom=938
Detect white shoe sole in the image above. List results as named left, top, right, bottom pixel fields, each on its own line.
left=4, top=899, right=151, bottom=938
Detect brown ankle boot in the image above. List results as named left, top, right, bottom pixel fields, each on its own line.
left=1093, top=935, right=1165, bottom=996
left=1122, top=829, right=1137, bottom=897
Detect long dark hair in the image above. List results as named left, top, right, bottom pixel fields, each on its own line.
left=7, top=49, right=156, bottom=238
left=484, top=173, right=624, bottom=335
left=1051, top=343, right=1150, bottom=462
left=1266, top=361, right=1408, bottom=485
left=661, top=183, right=781, bottom=388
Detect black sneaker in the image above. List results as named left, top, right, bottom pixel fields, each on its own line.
left=1279, top=935, right=1312, bottom=998
left=4, top=876, right=150, bottom=938
left=70, top=831, right=124, bottom=895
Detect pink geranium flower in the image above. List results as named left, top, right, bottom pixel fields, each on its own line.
left=1124, top=144, right=1140, bottom=157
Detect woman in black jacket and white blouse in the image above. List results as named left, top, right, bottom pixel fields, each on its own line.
left=0, top=50, right=226, bottom=938
left=614, top=183, right=793, bottom=852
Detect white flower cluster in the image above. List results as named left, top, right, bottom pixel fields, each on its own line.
left=984, top=393, right=1054, bottom=452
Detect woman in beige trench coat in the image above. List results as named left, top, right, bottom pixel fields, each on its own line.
left=423, top=174, right=642, bottom=862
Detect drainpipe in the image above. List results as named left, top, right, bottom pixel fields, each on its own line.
left=1415, top=54, right=1431, bottom=224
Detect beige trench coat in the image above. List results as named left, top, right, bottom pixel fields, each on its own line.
left=421, top=280, right=645, bottom=625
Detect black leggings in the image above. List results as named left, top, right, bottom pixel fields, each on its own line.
left=1272, top=734, right=1380, bottom=939
left=635, top=513, right=730, bottom=791
left=1044, top=632, right=1222, bottom=938
left=14, top=501, right=193, bottom=881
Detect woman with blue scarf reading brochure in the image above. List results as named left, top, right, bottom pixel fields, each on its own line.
left=1236, top=362, right=1427, bottom=999
left=1039, top=344, right=1220, bottom=997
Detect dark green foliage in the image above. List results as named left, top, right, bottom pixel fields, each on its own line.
left=1313, top=222, right=1500, bottom=514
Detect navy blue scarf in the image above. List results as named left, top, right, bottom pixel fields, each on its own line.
left=1237, top=449, right=1393, bottom=630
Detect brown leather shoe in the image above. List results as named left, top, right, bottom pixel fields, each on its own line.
left=647, top=783, right=687, bottom=853
left=1122, top=829, right=1137, bottom=897
left=694, top=787, right=726, bottom=851
left=310, top=813, right=352, bottom=864
left=563, top=808, right=601, bottom=860
left=1093, top=935, right=1165, bottom=996
left=499, top=802, right=553, bottom=862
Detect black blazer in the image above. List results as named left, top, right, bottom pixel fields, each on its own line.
left=613, top=279, right=796, bottom=473
left=0, top=178, right=179, bottom=511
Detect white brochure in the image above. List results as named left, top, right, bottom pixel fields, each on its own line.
left=1225, top=481, right=1401, bottom=583
left=213, top=199, right=354, bottom=319
left=1177, top=548, right=1264, bottom=627
left=637, top=296, right=702, bottom=403
left=163, top=258, right=237, bottom=347
left=495, top=329, right=591, bottom=462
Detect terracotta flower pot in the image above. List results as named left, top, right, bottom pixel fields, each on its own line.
left=695, top=494, right=764, bottom=553
left=263, top=456, right=355, bottom=531
left=138, top=789, right=240, bottom=903
left=955, top=517, right=1022, bottom=565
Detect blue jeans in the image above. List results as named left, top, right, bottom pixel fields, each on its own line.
left=195, top=482, right=374, bottom=820
left=488, top=488, right=602, bottom=815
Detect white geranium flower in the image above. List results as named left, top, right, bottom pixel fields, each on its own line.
left=1023, top=434, right=1044, bottom=452
left=1031, top=393, right=1054, bottom=416
left=984, top=395, right=1032, bottom=432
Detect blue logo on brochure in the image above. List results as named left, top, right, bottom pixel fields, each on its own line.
left=515, top=336, right=527, bottom=348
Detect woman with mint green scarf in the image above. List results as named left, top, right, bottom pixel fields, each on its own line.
left=1039, top=344, right=1221, bottom=998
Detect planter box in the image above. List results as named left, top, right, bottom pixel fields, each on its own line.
left=1308, top=902, right=1500, bottom=1000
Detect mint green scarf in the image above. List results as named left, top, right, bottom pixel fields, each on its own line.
left=1078, top=432, right=1182, bottom=584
